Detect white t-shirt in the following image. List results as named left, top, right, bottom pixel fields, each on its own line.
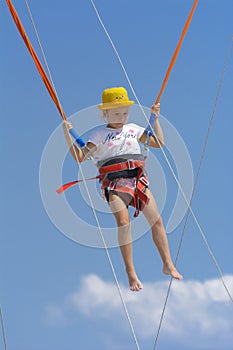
left=88, top=123, right=145, bottom=161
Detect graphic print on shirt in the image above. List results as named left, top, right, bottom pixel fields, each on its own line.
left=106, top=127, right=139, bottom=156
left=88, top=124, right=145, bottom=161
left=103, top=129, right=137, bottom=146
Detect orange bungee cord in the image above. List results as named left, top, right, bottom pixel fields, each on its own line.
left=5, top=0, right=89, bottom=147
left=5, top=0, right=67, bottom=121
left=155, top=0, right=199, bottom=104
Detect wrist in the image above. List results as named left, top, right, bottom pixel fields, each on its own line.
left=69, top=128, right=86, bottom=148
left=145, top=113, right=158, bottom=135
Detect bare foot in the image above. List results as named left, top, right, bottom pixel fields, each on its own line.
left=163, top=265, right=183, bottom=280
left=126, top=270, right=143, bottom=292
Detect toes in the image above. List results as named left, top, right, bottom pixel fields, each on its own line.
left=176, top=273, right=183, bottom=280
left=130, top=285, right=137, bottom=292
left=163, top=265, right=182, bottom=280
left=171, top=270, right=183, bottom=280
left=130, top=282, right=143, bottom=292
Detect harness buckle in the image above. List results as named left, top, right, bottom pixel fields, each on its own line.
left=140, top=176, right=149, bottom=187
left=108, top=181, right=116, bottom=191
left=127, top=159, right=135, bottom=170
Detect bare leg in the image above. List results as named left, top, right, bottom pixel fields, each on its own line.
left=143, top=189, right=182, bottom=280
left=108, top=191, right=143, bottom=291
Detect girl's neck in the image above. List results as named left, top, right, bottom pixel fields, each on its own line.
left=106, top=123, right=125, bottom=129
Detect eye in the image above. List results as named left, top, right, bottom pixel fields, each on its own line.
left=115, top=96, right=119, bottom=100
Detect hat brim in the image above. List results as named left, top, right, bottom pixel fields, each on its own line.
left=98, top=101, right=134, bottom=110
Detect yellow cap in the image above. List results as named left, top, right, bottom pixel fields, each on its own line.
left=98, top=87, right=134, bottom=110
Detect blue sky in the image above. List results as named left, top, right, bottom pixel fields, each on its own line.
left=1, top=1, right=233, bottom=350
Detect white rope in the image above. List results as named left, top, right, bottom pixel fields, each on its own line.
left=0, top=306, right=8, bottom=350
left=153, top=34, right=233, bottom=350
left=90, top=0, right=233, bottom=302
left=24, top=2, right=141, bottom=349
left=24, top=0, right=63, bottom=113
left=90, top=0, right=149, bottom=121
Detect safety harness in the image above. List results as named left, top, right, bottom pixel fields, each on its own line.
left=99, top=159, right=149, bottom=217
left=57, top=158, right=150, bottom=217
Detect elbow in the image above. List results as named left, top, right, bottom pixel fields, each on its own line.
left=159, top=140, right=165, bottom=148
left=150, top=135, right=164, bottom=148
left=156, top=139, right=165, bottom=148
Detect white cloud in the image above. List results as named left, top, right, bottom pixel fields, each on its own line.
left=45, top=274, right=233, bottom=348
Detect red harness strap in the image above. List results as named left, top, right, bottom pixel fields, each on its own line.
left=99, top=160, right=145, bottom=178
left=100, top=160, right=149, bottom=217
left=57, top=160, right=146, bottom=193
left=56, top=159, right=150, bottom=217
left=56, top=175, right=101, bottom=194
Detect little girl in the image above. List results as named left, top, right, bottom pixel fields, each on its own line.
left=63, top=87, right=182, bottom=291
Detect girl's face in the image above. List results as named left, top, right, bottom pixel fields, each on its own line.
left=104, top=107, right=129, bottom=129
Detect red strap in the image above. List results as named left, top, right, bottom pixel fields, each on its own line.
left=99, top=160, right=145, bottom=175
left=56, top=175, right=101, bottom=194
left=57, top=160, right=146, bottom=194
left=57, top=159, right=145, bottom=194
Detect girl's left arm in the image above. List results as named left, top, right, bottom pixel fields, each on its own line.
left=62, top=121, right=96, bottom=162
left=139, top=103, right=164, bottom=148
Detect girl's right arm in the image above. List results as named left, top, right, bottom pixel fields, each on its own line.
left=63, top=121, right=96, bottom=162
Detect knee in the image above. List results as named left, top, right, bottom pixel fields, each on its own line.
left=117, top=217, right=130, bottom=227
left=115, top=212, right=130, bottom=227
left=152, top=215, right=163, bottom=229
